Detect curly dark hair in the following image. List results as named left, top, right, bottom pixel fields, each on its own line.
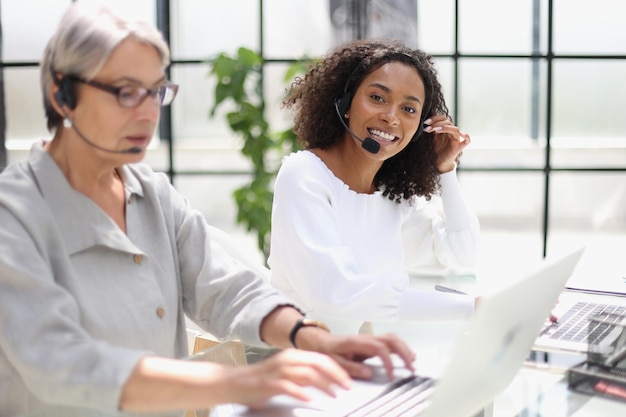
left=283, top=39, right=451, bottom=203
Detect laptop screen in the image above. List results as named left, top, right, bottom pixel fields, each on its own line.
left=564, top=243, right=626, bottom=295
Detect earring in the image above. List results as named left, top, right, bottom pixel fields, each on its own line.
left=63, top=118, right=72, bottom=128
left=344, top=113, right=349, bottom=119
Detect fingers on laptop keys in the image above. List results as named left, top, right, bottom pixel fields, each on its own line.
left=369, top=332, right=416, bottom=380
left=331, top=333, right=416, bottom=381
left=241, top=349, right=351, bottom=407
left=375, top=333, right=417, bottom=375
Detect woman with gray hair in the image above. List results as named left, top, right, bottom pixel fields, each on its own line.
left=0, top=4, right=414, bottom=416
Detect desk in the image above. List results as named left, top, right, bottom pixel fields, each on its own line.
left=211, top=357, right=626, bottom=417
left=493, top=361, right=626, bottom=416
left=213, top=262, right=626, bottom=416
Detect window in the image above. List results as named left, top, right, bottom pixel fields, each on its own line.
left=2, top=0, right=624, bottom=266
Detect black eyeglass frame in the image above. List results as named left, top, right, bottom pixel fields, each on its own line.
left=68, top=75, right=179, bottom=108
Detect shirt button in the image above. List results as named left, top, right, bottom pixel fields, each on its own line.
left=156, top=307, right=166, bottom=318
left=133, top=254, right=143, bottom=264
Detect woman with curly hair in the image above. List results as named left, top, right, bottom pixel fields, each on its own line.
left=268, top=39, right=480, bottom=335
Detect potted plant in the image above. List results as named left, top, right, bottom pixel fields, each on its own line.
left=208, top=47, right=306, bottom=261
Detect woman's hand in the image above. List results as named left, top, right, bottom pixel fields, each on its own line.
left=295, top=330, right=416, bottom=382
left=120, top=348, right=363, bottom=412
left=258, top=306, right=415, bottom=384
left=423, top=115, right=471, bottom=173
left=226, top=349, right=352, bottom=409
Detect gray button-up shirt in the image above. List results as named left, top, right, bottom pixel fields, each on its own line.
left=0, top=142, right=293, bottom=417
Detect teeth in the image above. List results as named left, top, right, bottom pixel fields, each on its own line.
left=368, top=129, right=396, bottom=141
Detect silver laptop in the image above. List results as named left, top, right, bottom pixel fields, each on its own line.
left=534, top=243, right=626, bottom=354
left=225, top=248, right=584, bottom=417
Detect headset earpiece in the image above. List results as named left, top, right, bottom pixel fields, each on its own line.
left=411, top=118, right=426, bottom=142
left=411, top=126, right=423, bottom=142
left=411, top=103, right=433, bottom=142
left=336, top=91, right=353, bottom=118
left=54, top=76, right=77, bottom=110
left=54, top=90, right=65, bottom=107
left=335, top=64, right=362, bottom=119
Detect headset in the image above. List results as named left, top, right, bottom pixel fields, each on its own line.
left=334, top=64, right=360, bottom=118
left=49, top=67, right=142, bottom=154
left=53, top=72, right=78, bottom=110
left=334, top=61, right=429, bottom=141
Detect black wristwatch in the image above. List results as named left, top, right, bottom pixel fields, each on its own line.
left=289, top=318, right=330, bottom=348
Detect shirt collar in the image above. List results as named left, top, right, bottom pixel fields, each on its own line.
left=28, top=141, right=144, bottom=255
left=115, top=163, right=144, bottom=201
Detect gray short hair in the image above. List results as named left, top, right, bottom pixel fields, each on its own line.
left=41, top=3, right=171, bottom=131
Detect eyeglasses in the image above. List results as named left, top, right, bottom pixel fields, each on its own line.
left=69, top=76, right=179, bottom=108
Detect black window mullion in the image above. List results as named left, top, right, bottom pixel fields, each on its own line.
left=156, top=0, right=174, bottom=183
left=542, top=0, right=555, bottom=258
left=0, top=1, right=6, bottom=171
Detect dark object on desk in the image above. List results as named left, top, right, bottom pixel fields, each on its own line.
left=567, top=312, right=626, bottom=403
left=567, top=361, right=626, bottom=403
left=434, top=284, right=468, bottom=295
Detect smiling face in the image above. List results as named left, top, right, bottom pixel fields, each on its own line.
left=345, top=61, right=426, bottom=159
left=56, top=37, right=166, bottom=160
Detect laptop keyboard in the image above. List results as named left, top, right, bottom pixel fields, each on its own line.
left=544, top=302, right=626, bottom=344
left=345, top=375, right=435, bottom=417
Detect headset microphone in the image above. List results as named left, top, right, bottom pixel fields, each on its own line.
left=333, top=100, right=381, bottom=154
left=63, top=117, right=143, bottom=155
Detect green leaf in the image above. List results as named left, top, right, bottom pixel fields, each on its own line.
left=210, top=54, right=236, bottom=80
left=207, top=47, right=306, bottom=259
left=237, top=47, right=262, bottom=68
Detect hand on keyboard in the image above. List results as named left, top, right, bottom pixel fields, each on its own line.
left=307, top=332, right=417, bottom=382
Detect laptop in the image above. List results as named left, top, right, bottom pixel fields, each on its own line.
left=223, top=247, right=584, bottom=417
left=534, top=243, right=626, bottom=354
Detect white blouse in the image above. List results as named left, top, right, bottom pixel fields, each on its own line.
left=268, top=150, right=480, bottom=334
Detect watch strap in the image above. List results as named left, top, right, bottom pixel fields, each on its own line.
left=289, top=318, right=330, bottom=348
